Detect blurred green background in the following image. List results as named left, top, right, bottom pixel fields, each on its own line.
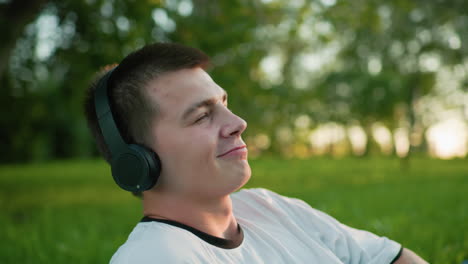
left=0, top=0, right=467, bottom=263
left=1, top=158, right=467, bottom=263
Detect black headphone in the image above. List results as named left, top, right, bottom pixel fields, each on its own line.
left=94, top=67, right=161, bottom=192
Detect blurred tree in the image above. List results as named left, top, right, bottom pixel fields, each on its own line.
left=315, top=0, right=468, bottom=158
left=0, top=0, right=280, bottom=162
left=1, top=0, right=467, bottom=162
left=1, top=0, right=165, bottom=162
left=0, top=0, right=48, bottom=81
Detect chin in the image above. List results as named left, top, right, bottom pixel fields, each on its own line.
left=218, top=168, right=251, bottom=196
left=234, top=164, right=252, bottom=191
left=237, top=175, right=251, bottom=191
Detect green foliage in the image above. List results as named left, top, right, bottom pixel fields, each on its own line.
left=1, top=0, right=467, bottom=162
left=0, top=157, right=467, bottom=263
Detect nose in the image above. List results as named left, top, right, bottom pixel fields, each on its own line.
left=220, top=111, right=247, bottom=138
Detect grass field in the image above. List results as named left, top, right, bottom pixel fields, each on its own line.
left=0, top=157, right=466, bottom=263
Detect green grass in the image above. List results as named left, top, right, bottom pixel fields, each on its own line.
left=0, top=157, right=466, bottom=263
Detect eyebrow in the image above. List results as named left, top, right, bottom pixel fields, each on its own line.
left=182, top=90, right=228, bottom=121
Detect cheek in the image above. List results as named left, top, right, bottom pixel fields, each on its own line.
left=158, top=127, right=220, bottom=191
left=187, top=128, right=218, bottom=160
left=157, top=126, right=218, bottom=166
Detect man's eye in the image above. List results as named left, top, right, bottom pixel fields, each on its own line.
left=195, top=113, right=210, bottom=123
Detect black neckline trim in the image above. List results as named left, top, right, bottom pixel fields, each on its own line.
left=390, top=246, right=403, bottom=264
left=140, top=216, right=244, bottom=249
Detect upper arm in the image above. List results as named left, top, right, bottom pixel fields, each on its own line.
left=392, top=248, right=428, bottom=264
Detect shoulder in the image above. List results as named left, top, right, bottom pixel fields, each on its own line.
left=232, top=188, right=361, bottom=238
left=231, top=187, right=273, bottom=200
left=232, top=188, right=317, bottom=214
left=232, top=187, right=291, bottom=203
left=110, top=222, right=205, bottom=264
left=233, top=189, right=401, bottom=262
left=231, top=188, right=284, bottom=214
left=232, top=188, right=326, bottom=225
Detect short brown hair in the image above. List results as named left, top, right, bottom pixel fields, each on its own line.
left=84, top=43, right=210, bottom=163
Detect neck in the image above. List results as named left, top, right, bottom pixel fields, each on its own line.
left=142, top=188, right=238, bottom=239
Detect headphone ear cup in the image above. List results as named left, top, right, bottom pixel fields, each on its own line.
left=111, top=145, right=161, bottom=192
left=130, top=144, right=162, bottom=187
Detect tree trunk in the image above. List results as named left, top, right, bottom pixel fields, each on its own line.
left=401, top=76, right=420, bottom=170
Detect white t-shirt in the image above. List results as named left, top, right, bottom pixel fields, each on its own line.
left=110, top=188, right=401, bottom=263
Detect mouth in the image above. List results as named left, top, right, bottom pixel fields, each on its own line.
left=217, top=145, right=247, bottom=158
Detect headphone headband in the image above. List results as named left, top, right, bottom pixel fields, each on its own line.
left=93, top=66, right=161, bottom=192
left=94, top=68, right=128, bottom=156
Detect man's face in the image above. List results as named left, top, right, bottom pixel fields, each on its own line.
left=146, top=67, right=251, bottom=199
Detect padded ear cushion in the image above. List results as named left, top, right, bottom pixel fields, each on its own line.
left=111, top=145, right=161, bottom=192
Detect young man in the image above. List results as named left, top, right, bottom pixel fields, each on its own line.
left=84, top=43, right=428, bottom=263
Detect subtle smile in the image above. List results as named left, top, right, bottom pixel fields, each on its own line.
left=217, top=145, right=247, bottom=158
